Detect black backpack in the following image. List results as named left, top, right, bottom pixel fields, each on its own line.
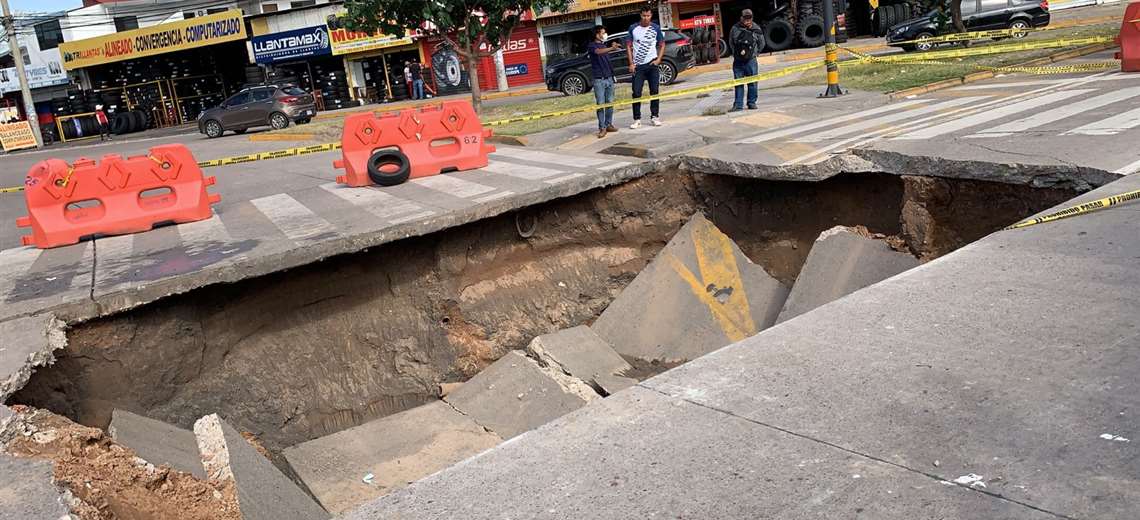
left=733, top=26, right=757, bottom=60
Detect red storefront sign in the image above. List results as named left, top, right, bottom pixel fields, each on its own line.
left=679, top=15, right=717, bottom=29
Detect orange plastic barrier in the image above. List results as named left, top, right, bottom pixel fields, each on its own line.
left=334, top=100, right=495, bottom=187
left=1117, top=2, right=1140, bottom=72
left=16, top=144, right=220, bottom=249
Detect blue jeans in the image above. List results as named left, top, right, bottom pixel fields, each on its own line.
left=593, top=77, right=615, bottom=129
left=631, top=63, right=660, bottom=120
left=413, top=79, right=425, bottom=99
left=732, top=59, right=758, bottom=109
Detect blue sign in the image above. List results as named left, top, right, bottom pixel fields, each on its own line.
left=504, top=63, right=528, bottom=76
left=252, top=25, right=331, bottom=64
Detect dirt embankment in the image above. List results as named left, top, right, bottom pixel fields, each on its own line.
left=2, top=405, right=240, bottom=520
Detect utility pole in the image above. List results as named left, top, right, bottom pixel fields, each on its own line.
left=819, top=0, right=845, bottom=98
left=1, top=0, right=44, bottom=148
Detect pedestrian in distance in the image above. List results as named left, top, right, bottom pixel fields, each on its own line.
left=410, top=61, right=424, bottom=100
left=626, top=6, right=665, bottom=129
left=588, top=26, right=622, bottom=138
left=729, top=9, right=763, bottom=112
left=94, top=105, right=111, bottom=141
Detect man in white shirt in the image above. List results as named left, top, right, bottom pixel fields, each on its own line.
left=625, top=6, right=666, bottom=128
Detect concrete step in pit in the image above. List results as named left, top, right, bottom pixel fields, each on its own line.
left=1, top=166, right=1090, bottom=518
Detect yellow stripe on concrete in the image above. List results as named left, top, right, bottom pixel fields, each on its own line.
left=664, top=219, right=758, bottom=343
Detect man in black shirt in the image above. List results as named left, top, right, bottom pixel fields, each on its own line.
left=729, top=9, right=764, bottom=111
left=410, top=61, right=424, bottom=100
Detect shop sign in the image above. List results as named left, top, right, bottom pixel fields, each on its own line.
left=0, top=121, right=37, bottom=152
left=252, top=25, right=332, bottom=64
left=538, top=3, right=644, bottom=26
left=59, top=10, right=246, bottom=70
left=679, top=15, right=717, bottom=29
left=325, top=12, right=413, bottom=55
left=505, top=63, right=529, bottom=76
left=538, top=0, right=645, bottom=18
left=0, top=32, right=68, bottom=94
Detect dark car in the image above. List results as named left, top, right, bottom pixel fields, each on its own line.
left=544, top=29, right=695, bottom=96
left=197, top=84, right=318, bottom=138
left=887, top=0, right=1050, bottom=52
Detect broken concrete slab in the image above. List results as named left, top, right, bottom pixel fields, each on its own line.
left=194, top=414, right=328, bottom=520
left=592, top=213, right=789, bottom=363
left=525, top=326, right=632, bottom=385
left=776, top=226, right=919, bottom=323
left=109, top=409, right=206, bottom=479
left=593, top=373, right=638, bottom=395
left=0, top=453, right=74, bottom=520
left=444, top=351, right=598, bottom=439
left=284, top=401, right=501, bottom=514
left=0, top=314, right=65, bottom=402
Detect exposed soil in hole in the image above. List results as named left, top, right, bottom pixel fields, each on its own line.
left=11, top=170, right=1078, bottom=455
left=1, top=405, right=240, bottom=520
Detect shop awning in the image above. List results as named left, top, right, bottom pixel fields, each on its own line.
left=58, top=10, right=246, bottom=71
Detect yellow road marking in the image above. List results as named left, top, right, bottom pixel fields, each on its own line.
left=664, top=219, right=757, bottom=343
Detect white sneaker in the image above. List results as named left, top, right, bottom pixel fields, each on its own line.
left=629, top=120, right=641, bottom=129
left=651, top=117, right=663, bottom=126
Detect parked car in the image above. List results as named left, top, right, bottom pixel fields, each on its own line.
left=544, top=29, right=695, bottom=96
left=198, top=84, right=317, bottom=138
left=886, top=0, right=1050, bottom=52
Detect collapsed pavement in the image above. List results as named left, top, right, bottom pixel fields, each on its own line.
left=0, top=148, right=1115, bottom=519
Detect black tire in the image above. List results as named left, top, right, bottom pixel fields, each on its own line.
left=560, top=72, right=588, bottom=96
left=659, top=60, right=678, bottom=85
left=884, top=5, right=895, bottom=29
left=130, top=110, right=144, bottom=132
left=203, top=119, right=224, bottom=138
left=914, top=31, right=936, bottom=52
left=268, top=112, right=290, bottom=130
left=719, top=38, right=730, bottom=58
left=1009, top=19, right=1030, bottom=38
left=366, top=149, right=411, bottom=186
left=111, top=113, right=129, bottom=134
left=764, top=18, right=794, bottom=52
left=893, top=4, right=907, bottom=24
left=797, top=14, right=826, bottom=47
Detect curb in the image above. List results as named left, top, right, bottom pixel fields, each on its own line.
left=886, top=42, right=1118, bottom=100
left=488, top=134, right=529, bottom=146
left=248, top=133, right=318, bottom=142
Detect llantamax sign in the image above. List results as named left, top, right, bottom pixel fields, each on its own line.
left=58, top=10, right=247, bottom=70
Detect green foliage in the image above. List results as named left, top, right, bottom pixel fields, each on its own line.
left=344, top=0, right=571, bottom=56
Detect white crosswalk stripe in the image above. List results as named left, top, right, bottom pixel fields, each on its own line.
left=968, top=87, right=1140, bottom=138
left=176, top=215, right=235, bottom=256
left=492, top=147, right=611, bottom=167
left=413, top=174, right=496, bottom=198
left=1114, top=157, right=1140, bottom=175
left=737, top=99, right=927, bottom=143
left=892, top=89, right=1094, bottom=140
left=482, top=159, right=565, bottom=180
left=319, top=183, right=434, bottom=221
left=1063, top=105, right=1140, bottom=136
left=250, top=193, right=338, bottom=242
left=795, top=96, right=989, bottom=142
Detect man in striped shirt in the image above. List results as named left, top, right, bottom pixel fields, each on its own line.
left=626, top=6, right=665, bottom=129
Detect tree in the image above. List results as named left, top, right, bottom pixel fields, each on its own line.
left=345, top=0, right=570, bottom=113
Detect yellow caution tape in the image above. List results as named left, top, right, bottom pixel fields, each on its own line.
left=1005, top=188, right=1140, bottom=229
left=886, top=18, right=1117, bottom=47
left=844, top=35, right=1114, bottom=64
left=196, top=142, right=342, bottom=168
left=0, top=34, right=1118, bottom=195
left=484, top=60, right=825, bottom=127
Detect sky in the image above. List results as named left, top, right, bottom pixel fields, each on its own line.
left=9, top=0, right=83, bottom=14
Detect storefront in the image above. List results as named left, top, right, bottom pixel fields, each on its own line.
left=669, top=0, right=725, bottom=65
left=498, top=20, right=544, bottom=88
left=537, top=0, right=653, bottom=61
left=58, top=10, right=249, bottom=130
left=0, top=22, right=75, bottom=142
left=250, top=24, right=351, bottom=111
left=326, top=11, right=417, bottom=104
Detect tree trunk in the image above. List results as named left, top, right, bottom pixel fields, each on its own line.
left=951, top=0, right=966, bottom=32
left=466, top=49, right=483, bottom=113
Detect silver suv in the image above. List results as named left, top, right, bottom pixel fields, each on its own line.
left=198, top=85, right=317, bottom=138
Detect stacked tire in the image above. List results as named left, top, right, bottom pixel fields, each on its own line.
left=692, top=27, right=719, bottom=65
left=313, top=60, right=350, bottom=110
left=874, top=2, right=914, bottom=36
left=110, top=110, right=149, bottom=135
left=764, top=18, right=795, bottom=52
